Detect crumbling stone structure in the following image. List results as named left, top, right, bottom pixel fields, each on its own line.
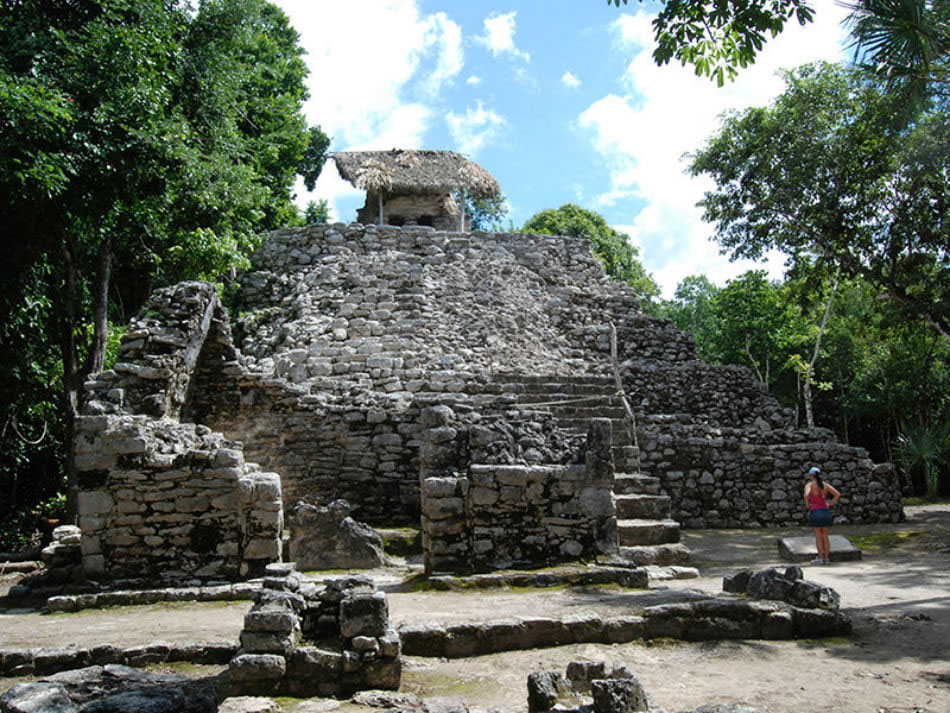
left=419, top=408, right=619, bottom=572
left=78, top=283, right=283, bottom=580
left=229, top=569, right=400, bottom=697
left=76, top=221, right=902, bottom=579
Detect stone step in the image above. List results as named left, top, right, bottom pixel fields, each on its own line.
left=516, top=393, right=622, bottom=406
left=618, top=519, right=681, bottom=546
left=540, top=406, right=628, bottom=420
left=501, top=383, right=617, bottom=397
left=492, top=373, right=615, bottom=386
left=615, top=493, right=671, bottom=520
left=620, top=543, right=691, bottom=566
left=614, top=473, right=661, bottom=495
left=564, top=423, right=633, bottom=445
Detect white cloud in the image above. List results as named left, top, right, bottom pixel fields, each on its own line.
left=561, top=70, right=581, bottom=89
left=270, top=1, right=463, bottom=220
left=466, top=75, right=483, bottom=86
left=445, top=102, right=506, bottom=156
left=580, top=6, right=850, bottom=296
left=419, top=12, right=464, bottom=96
left=476, top=11, right=530, bottom=61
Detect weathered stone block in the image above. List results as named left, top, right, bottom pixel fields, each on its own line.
left=229, top=654, right=286, bottom=682
left=340, top=591, right=388, bottom=638
left=78, top=491, right=114, bottom=516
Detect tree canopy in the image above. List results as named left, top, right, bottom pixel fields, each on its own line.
left=689, top=62, right=950, bottom=341
left=0, top=0, right=329, bottom=534
left=608, top=0, right=815, bottom=84
left=522, top=204, right=661, bottom=306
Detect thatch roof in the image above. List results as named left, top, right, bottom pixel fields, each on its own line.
left=333, top=149, right=500, bottom=199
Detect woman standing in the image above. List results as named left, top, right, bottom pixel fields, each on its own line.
left=804, top=466, right=840, bottom=564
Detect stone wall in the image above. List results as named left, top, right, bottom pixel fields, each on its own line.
left=74, top=415, right=282, bottom=580
left=419, top=408, right=618, bottom=573
left=638, top=427, right=903, bottom=527
left=77, top=282, right=284, bottom=580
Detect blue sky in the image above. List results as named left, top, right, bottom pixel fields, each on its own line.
left=273, top=0, right=850, bottom=296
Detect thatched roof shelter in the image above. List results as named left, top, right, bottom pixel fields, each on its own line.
left=333, top=149, right=500, bottom=199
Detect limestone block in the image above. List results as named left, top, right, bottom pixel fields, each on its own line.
left=243, top=537, right=281, bottom=561
left=74, top=453, right=117, bottom=471
left=228, top=654, right=286, bottom=682
left=288, top=500, right=383, bottom=570
left=340, top=590, right=388, bottom=638
left=422, top=497, right=464, bottom=521
left=239, top=631, right=296, bottom=656
left=359, top=657, right=401, bottom=690
left=83, top=554, right=106, bottom=576
left=78, top=491, right=115, bottom=516
left=422, top=477, right=458, bottom=498
left=244, top=609, right=298, bottom=635
left=0, top=682, right=75, bottom=713
left=287, top=647, right=342, bottom=682
left=527, top=670, right=563, bottom=713
left=591, top=676, right=649, bottom=713
left=81, top=535, right=102, bottom=556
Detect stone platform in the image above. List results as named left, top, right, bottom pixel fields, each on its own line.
left=777, top=535, right=862, bottom=562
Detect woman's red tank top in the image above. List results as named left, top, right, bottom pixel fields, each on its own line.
left=808, top=487, right=828, bottom=510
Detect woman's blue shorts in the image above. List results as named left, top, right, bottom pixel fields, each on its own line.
left=808, top=508, right=833, bottom=527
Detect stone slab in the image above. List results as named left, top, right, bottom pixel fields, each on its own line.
left=777, top=535, right=862, bottom=562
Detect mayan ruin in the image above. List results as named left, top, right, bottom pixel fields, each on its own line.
left=3, top=3, right=949, bottom=712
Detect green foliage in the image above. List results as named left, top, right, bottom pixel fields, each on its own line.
left=522, top=204, right=661, bottom=308
left=302, top=199, right=330, bottom=226
left=0, top=0, right=330, bottom=527
left=663, top=267, right=950, bottom=493
left=896, top=420, right=950, bottom=498
left=608, top=0, right=815, bottom=84
left=661, top=275, right=720, bottom=362
left=844, top=0, right=950, bottom=111
left=458, top=191, right=509, bottom=231
left=690, top=62, right=950, bottom=341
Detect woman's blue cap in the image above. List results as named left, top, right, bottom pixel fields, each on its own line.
left=808, top=467, right=822, bottom=475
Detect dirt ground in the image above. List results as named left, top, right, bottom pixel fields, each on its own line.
left=1, top=504, right=948, bottom=713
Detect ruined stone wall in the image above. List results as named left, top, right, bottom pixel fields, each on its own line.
left=418, top=407, right=617, bottom=573
left=230, top=570, right=400, bottom=698
left=638, top=426, right=903, bottom=527
left=74, top=415, right=282, bottom=579
left=183, top=223, right=700, bottom=521
left=78, top=282, right=284, bottom=579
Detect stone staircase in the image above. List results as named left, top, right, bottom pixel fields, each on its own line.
left=487, top=373, right=690, bottom=566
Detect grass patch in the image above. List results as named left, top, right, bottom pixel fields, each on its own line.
left=378, top=527, right=423, bottom=558
left=400, top=669, right=504, bottom=701
left=145, top=661, right=223, bottom=677
left=849, top=530, right=925, bottom=553
left=903, top=496, right=950, bottom=507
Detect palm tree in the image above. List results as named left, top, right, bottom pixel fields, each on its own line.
left=895, top=419, right=950, bottom=498
left=843, top=0, right=950, bottom=109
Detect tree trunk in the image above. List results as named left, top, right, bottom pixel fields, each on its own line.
left=803, top=275, right=838, bottom=429
left=86, top=235, right=112, bottom=376
left=54, top=238, right=81, bottom=522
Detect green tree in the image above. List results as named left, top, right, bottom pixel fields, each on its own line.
left=608, top=0, right=815, bottom=84
left=709, top=270, right=795, bottom=388
left=0, top=0, right=329, bottom=523
left=302, top=199, right=330, bottom=226
left=844, top=0, right=950, bottom=109
left=690, top=62, right=950, bottom=342
left=522, top=204, right=661, bottom=308
left=661, top=274, right=721, bottom=362
left=458, top=191, right=509, bottom=231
